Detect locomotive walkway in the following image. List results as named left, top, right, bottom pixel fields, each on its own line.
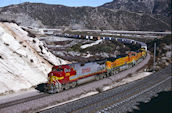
left=40, top=64, right=171, bottom=113
left=0, top=53, right=150, bottom=113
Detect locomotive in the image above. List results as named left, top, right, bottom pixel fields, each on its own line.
left=45, top=35, right=147, bottom=93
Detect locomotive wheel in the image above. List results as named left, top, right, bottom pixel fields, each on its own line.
left=64, top=83, right=70, bottom=90
left=58, top=87, right=63, bottom=92
left=113, top=70, right=117, bottom=74
left=107, top=72, right=112, bottom=77
left=132, top=60, right=136, bottom=66
left=128, top=64, right=132, bottom=68
left=102, top=74, right=106, bottom=78
left=115, top=69, right=119, bottom=74
left=100, top=74, right=104, bottom=79
left=61, top=84, right=65, bottom=90
left=70, top=82, right=77, bottom=88
left=95, top=75, right=100, bottom=80
left=55, top=83, right=63, bottom=92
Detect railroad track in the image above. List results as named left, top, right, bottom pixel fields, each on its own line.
left=0, top=93, right=49, bottom=109
left=39, top=64, right=171, bottom=113
left=0, top=53, right=150, bottom=111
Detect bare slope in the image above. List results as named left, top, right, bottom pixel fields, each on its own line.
left=0, top=2, right=170, bottom=31
left=102, top=0, right=171, bottom=26
left=102, top=0, right=171, bottom=16
left=0, top=22, right=67, bottom=94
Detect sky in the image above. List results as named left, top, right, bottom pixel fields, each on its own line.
left=0, top=0, right=113, bottom=7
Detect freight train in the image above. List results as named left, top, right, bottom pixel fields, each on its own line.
left=45, top=35, right=147, bottom=93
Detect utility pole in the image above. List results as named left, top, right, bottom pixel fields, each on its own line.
left=153, top=38, right=158, bottom=72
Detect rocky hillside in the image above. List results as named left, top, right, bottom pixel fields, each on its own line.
left=0, top=22, right=67, bottom=94
left=102, top=0, right=171, bottom=26
left=0, top=1, right=171, bottom=31
left=102, top=0, right=171, bottom=16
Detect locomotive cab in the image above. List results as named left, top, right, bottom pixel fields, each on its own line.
left=48, top=66, right=65, bottom=84
left=48, top=65, right=77, bottom=85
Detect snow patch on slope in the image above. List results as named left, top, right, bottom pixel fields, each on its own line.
left=0, top=22, right=67, bottom=94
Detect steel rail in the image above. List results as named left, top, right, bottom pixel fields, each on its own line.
left=96, top=76, right=171, bottom=113
left=0, top=31, right=150, bottom=110
left=39, top=65, right=171, bottom=113
left=0, top=93, right=49, bottom=109
left=0, top=55, right=148, bottom=110
left=69, top=73, right=171, bottom=113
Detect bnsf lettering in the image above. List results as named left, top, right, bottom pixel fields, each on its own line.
left=82, top=68, right=91, bottom=73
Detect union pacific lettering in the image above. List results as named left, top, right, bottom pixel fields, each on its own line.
left=82, top=67, right=91, bottom=73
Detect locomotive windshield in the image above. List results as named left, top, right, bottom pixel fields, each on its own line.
left=52, top=67, right=63, bottom=72
left=52, top=67, right=56, bottom=71
left=57, top=68, right=63, bottom=72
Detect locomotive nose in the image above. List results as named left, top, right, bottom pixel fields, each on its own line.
left=106, top=61, right=112, bottom=69
left=48, top=72, right=53, bottom=77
